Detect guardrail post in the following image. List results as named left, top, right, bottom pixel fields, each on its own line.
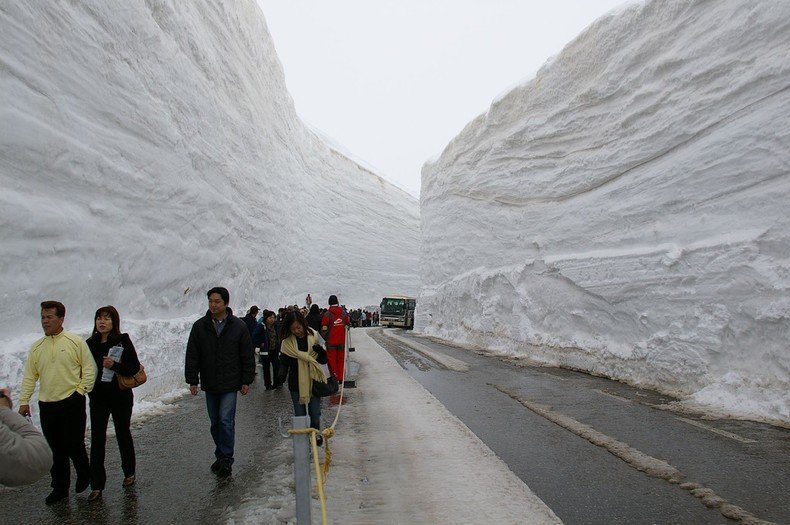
left=292, top=415, right=311, bottom=524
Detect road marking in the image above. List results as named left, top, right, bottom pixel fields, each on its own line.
left=593, top=389, right=631, bottom=403
left=382, top=331, right=471, bottom=372
left=675, top=417, right=757, bottom=444
left=494, top=384, right=775, bottom=525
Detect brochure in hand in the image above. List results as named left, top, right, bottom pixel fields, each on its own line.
left=101, top=344, right=124, bottom=382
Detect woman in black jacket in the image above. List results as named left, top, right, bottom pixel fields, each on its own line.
left=275, top=311, right=328, bottom=444
left=86, top=305, right=140, bottom=501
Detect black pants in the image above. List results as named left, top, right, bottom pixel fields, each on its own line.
left=39, top=392, right=90, bottom=491
left=262, top=352, right=280, bottom=388
left=89, top=389, right=135, bottom=490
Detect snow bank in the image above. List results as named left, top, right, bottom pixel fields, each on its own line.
left=419, top=0, right=790, bottom=424
left=0, top=0, right=419, bottom=345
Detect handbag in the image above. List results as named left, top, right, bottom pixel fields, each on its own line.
left=117, top=364, right=147, bottom=390
left=312, top=374, right=339, bottom=397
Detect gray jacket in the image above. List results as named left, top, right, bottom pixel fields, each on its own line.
left=0, top=407, right=53, bottom=486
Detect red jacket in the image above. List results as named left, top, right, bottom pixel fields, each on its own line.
left=321, top=306, right=349, bottom=347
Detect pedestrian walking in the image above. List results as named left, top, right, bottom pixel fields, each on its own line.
left=0, top=387, right=53, bottom=487
left=305, top=303, right=322, bottom=333
left=275, top=311, right=328, bottom=445
left=254, top=310, right=280, bottom=389
left=18, top=301, right=97, bottom=505
left=185, top=287, right=255, bottom=477
left=85, top=305, right=141, bottom=501
left=241, top=305, right=259, bottom=336
left=321, top=295, right=350, bottom=382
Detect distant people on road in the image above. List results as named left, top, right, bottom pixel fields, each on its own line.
left=321, top=295, right=350, bottom=382
left=305, top=293, right=312, bottom=307
left=18, top=300, right=96, bottom=505
left=85, top=305, right=141, bottom=501
left=275, top=311, right=328, bottom=445
left=185, top=287, right=255, bottom=478
left=241, top=305, right=259, bottom=336
left=0, top=387, right=53, bottom=487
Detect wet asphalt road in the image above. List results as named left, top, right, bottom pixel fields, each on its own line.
left=0, top=376, right=295, bottom=525
left=371, top=329, right=790, bottom=525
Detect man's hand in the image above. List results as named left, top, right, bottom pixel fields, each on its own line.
left=190, top=385, right=199, bottom=396
left=240, top=384, right=250, bottom=396
left=18, top=404, right=31, bottom=417
left=0, top=388, right=11, bottom=409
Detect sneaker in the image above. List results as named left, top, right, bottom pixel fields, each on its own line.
left=122, top=475, right=136, bottom=487
left=45, top=490, right=68, bottom=505
left=87, top=490, right=102, bottom=502
left=210, top=459, right=221, bottom=473
left=75, top=476, right=90, bottom=494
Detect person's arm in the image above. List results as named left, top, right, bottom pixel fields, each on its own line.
left=17, top=351, right=39, bottom=416
left=77, top=339, right=97, bottom=395
left=239, top=324, right=255, bottom=391
left=185, top=324, right=200, bottom=388
left=0, top=390, right=53, bottom=486
left=112, top=334, right=141, bottom=376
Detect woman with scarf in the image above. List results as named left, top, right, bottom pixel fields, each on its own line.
left=85, top=305, right=140, bottom=501
left=275, top=311, right=329, bottom=445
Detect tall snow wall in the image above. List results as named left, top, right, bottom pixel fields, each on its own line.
left=419, top=0, right=790, bottom=424
left=0, top=0, right=419, bottom=338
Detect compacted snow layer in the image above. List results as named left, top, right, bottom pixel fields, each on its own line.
left=0, top=0, right=419, bottom=342
left=419, top=0, right=790, bottom=424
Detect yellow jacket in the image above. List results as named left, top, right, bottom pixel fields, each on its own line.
left=19, top=331, right=97, bottom=404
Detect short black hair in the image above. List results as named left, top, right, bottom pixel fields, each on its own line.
left=40, top=300, right=66, bottom=318
left=328, top=294, right=339, bottom=306
left=207, top=287, right=230, bottom=305
left=248, top=305, right=259, bottom=315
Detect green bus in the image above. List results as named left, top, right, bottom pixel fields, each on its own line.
left=380, top=295, right=416, bottom=329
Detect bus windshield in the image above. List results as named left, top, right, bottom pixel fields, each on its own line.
left=380, top=298, right=406, bottom=314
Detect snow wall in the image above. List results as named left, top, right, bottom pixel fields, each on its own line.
left=419, top=0, right=790, bottom=424
left=0, top=0, right=419, bottom=338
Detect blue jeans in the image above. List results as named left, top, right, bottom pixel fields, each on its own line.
left=290, top=391, right=321, bottom=430
left=205, top=392, right=237, bottom=463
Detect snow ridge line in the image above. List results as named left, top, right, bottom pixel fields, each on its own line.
left=495, top=385, right=777, bottom=525
left=382, top=331, right=471, bottom=372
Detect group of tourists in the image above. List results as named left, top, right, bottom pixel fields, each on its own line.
left=6, top=301, right=140, bottom=504
left=4, top=288, right=354, bottom=506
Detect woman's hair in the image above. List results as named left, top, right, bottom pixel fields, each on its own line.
left=262, top=309, right=275, bottom=321
left=279, top=310, right=313, bottom=340
left=91, top=305, right=122, bottom=339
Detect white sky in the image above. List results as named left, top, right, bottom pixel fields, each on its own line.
left=256, top=1, right=627, bottom=196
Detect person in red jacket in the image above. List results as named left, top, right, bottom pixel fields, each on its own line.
left=321, top=295, right=350, bottom=382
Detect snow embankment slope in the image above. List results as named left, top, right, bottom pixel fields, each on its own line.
left=418, top=0, right=790, bottom=424
left=0, top=0, right=419, bottom=341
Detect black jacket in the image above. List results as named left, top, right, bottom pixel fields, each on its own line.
left=87, top=332, right=141, bottom=397
left=276, top=332, right=327, bottom=392
left=185, top=309, right=255, bottom=393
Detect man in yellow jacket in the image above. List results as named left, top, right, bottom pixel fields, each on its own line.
left=18, top=300, right=97, bottom=505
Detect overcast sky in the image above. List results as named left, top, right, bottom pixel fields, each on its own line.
left=256, top=1, right=627, bottom=197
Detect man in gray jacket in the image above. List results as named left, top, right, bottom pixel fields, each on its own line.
left=0, top=388, right=53, bottom=486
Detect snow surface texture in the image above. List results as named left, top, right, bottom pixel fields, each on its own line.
left=419, top=0, right=790, bottom=424
left=223, top=329, right=560, bottom=524
left=0, top=0, right=419, bottom=342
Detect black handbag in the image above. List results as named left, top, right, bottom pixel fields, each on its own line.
left=312, top=375, right=339, bottom=397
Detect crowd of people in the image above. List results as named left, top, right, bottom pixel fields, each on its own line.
left=2, top=289, right=376, bottom=506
